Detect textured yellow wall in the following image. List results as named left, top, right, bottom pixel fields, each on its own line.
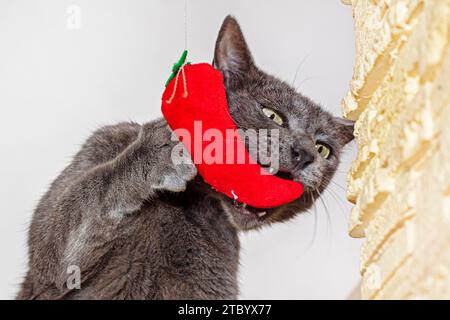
left=342, top=0, right=450, bottom=299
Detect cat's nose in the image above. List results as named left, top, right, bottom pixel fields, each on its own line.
left=291, top=145, right=315, bottom=170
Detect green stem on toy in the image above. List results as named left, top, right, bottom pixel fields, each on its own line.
left=165, top=50, right=190, bottom=87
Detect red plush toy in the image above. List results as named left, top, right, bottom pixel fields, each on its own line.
left=161, top=53, right=303, bottom=208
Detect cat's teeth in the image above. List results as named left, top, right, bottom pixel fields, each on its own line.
left=269, top=167, right=275, bottom=174
left=233, top=201, right=247, bottom=209
left=257, top=211, right=267, bottom=217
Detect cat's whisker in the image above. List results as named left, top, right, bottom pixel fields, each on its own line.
left=306, top=190, right=318, bottom=251
left=295, top=76, right=318, bottom=90
left=292, top=54, right=309, bottom=86
left=325, top=187, right=347, bottom=220
left=329, top=179, right=347, bottom=193
left=316, top=187, right=332, bottom=237
left=324, top=191, right=348, bottom=232
left=329, top=186, right=349, bottom=210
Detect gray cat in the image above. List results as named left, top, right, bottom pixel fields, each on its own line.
left=17, top=16, right=354, bottom=299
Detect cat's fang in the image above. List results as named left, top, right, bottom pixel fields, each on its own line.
left=257, top=211, right=267, bottom=217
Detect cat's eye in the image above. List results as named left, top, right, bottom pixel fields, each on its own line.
left=315, top=143, right=331, bottom=159
left=262, top=107, right=283, bottom=126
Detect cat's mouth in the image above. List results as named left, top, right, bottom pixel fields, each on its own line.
left=225, top=168, right=296, bottom=221
left=218, top=162, right=314, bottom=229
left=259, top=164, right=296, bottom=182
left=219, top=167, right=318, bottom=230
left=228, top=198, right=277, bottom=221
left=273, top=170, right=295, bottom=181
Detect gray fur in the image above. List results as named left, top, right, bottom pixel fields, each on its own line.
left=17, top=16, right=354, bottom=300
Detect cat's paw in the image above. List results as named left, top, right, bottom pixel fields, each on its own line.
left=151, top=144, right=197, bottom=193
left=141, top=120, right=198, bottom=192
left=152, top=163, right=197, bottom=192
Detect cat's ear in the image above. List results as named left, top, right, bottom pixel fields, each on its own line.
left=334, top=117, right=355, bottom=145
left=213, top=15, right=255, bottom=87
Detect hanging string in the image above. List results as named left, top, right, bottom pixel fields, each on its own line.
left=166, top=0, right=189, bottom=104
left=184, top=0, right=188, bottom=50
left=181, top=0, right=189, bottom=97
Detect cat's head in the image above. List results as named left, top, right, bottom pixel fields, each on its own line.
left=211, top=16, right=354, bottom=231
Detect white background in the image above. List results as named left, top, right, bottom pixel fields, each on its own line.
left=0, top=0, right=362, bottom=299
